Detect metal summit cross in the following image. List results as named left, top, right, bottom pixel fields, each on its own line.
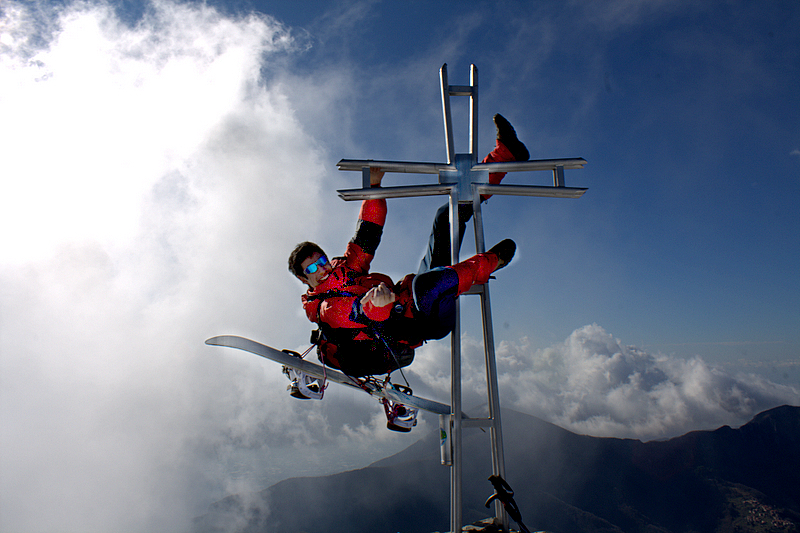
left=336, top=64, right=587, bottom=533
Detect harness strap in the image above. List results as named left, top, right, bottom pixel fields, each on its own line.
left=368, top=324, right=411, bottom=388
left=305, top=289, right=358, bottom=302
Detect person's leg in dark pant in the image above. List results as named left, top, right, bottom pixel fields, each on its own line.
left=412, top=252, right=500, bottom=340
left=418, top=114, right=528, bottom=274
left=418, top=202, right=474, bottom=274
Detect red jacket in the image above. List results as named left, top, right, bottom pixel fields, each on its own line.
left=301, top=199, right=420, bottom=375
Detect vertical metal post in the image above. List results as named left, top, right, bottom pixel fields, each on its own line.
left=469, top=64, right=479, bottom=164
left=444, top=63, right=505, bottom=533
left=472, top=192, right=509, bottom=532
left=553, top=165, right=565, bottom=187
left=448, top=188, right=463, bottom=533
left=441, top=64, right=455, bottom=165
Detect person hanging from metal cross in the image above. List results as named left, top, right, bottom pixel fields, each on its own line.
left=287, top=114, right=528, bottom=382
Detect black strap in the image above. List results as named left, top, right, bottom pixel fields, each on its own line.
left=485, top=475, right=531, bottom=533
left=305, top=288, right=358, bottom=302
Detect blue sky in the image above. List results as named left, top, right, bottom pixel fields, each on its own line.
left=283, top=1, right=796, bottom=363
left=1, top=1, right=798, bottom=531
left=205, top=0, right=800, bottom=364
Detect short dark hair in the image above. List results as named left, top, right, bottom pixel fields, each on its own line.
left=288, top=241, right=326, bottom=278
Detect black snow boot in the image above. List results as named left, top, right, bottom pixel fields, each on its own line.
left=488, top=239, right=516, bottom=271
left=494, top=114, right=529, bottom=162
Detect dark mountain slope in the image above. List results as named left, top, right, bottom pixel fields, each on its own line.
left=193, top=405, right=800, bottom=533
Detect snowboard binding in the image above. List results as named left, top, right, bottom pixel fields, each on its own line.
left=381, top=384, right=418, bottom=432
left=282, top=349, right=324, bottom=400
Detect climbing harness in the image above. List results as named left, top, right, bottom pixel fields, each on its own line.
left=485, top=475, right=531, bottom=533
left=284, top=332, right=419, bottom=432
left=309, top=314, right=419, bottom=432
left=287, top=327, right=419, bottom=434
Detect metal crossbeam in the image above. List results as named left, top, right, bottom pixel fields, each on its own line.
left=337, top=159, right=452, bottom=174
left=476, top=184, right=586, bottom=199
left=337, top=63, right=587, bottom=533
left=471, top=158, right=586, bottom=171
left=337, top=183, right=586, bottom=201
left=338, top=184, right=454, bottom=201
left=337, top=157, right=586, bottom=173
left=336, top=159, right=588, bottom=200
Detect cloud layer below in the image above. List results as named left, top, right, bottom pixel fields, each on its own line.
left=407, top=324, right=799, bottom=443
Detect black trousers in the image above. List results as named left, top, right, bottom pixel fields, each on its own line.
left=418, top=202, right=475, bottom=274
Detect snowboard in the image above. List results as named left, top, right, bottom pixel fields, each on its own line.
left=205, top=335, right=465, bottom=417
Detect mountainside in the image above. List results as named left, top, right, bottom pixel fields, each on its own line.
left=193, top=405, right=800, bottom=533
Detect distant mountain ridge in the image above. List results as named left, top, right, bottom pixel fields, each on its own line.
left=193, top=405, right=800, bottom=533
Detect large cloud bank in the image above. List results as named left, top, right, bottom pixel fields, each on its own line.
left=410, top=324, right=800, bottom=442
left=0, top=2, right=350, bottom=531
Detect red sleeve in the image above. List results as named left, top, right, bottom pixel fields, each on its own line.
left=362, top=299, right=392, bottom=322
left=358, top=198, right=386, bottom=225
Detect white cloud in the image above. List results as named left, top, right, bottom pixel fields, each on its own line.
left=485, top=324, right=800, bottom=440
left=0, top=1, right=386, bottom=531
left=402, top=324, right=798, bottom=443
left=0, top=0, right=293, bottom=263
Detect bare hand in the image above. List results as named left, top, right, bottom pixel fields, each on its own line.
left=360, top=282, right=396, bottom=308
left=370, top=167, right=385, bottom=187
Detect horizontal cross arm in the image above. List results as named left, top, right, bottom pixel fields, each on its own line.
left=337, top=159, right=454, bottom=174
left=336, top=183, right=586, bottom=201
left=476, top=183, right=587, bottom=199
left=337, top=183, right=454, bottom=201
left=472, top=158, right=586, bottom=172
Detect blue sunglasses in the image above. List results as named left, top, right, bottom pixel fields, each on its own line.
left=303, top=255, right=329, bottom=275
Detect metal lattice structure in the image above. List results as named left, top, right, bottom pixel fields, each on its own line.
left=336, top=64, right=586, bottom=533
